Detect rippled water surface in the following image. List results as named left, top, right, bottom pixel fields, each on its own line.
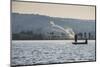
left=11, top=40, right=96, bottom=66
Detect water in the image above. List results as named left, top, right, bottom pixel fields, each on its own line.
left=11, top=40, right=96, bottom=66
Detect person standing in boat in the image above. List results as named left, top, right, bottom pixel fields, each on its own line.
left=73, top=34, right=88, bottom=44
left=75, top=34, right=77, bottom=42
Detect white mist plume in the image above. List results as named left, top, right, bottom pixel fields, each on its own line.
left=49, top=21, right=75, bottom=39
left=49, top=21, right=67, bottom=32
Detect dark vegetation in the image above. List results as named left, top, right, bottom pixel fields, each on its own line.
left=12, top=31, right=95, bottom=40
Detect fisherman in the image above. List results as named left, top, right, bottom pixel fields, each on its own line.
left=75, top=34, right=77, bottom=42
left=85, top=38, right=88, bottom=44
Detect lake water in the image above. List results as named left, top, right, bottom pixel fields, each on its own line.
left=11, top=40, right=96, bottom=66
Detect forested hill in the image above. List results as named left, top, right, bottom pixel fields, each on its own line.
left=12, top=13, right=95, bottom=34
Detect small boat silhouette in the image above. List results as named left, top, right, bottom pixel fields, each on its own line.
left=72, top=34, right=88, bottom=44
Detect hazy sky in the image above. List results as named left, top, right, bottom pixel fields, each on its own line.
left=12, top=1, right=95, bottom=20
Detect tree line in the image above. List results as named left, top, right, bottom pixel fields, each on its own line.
left=77, top=32, right=95, bottom=40
left=12, top=31, right=95, bottom=40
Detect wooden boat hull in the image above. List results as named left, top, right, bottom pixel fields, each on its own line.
left=72, top=42, right=87, bottom=44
